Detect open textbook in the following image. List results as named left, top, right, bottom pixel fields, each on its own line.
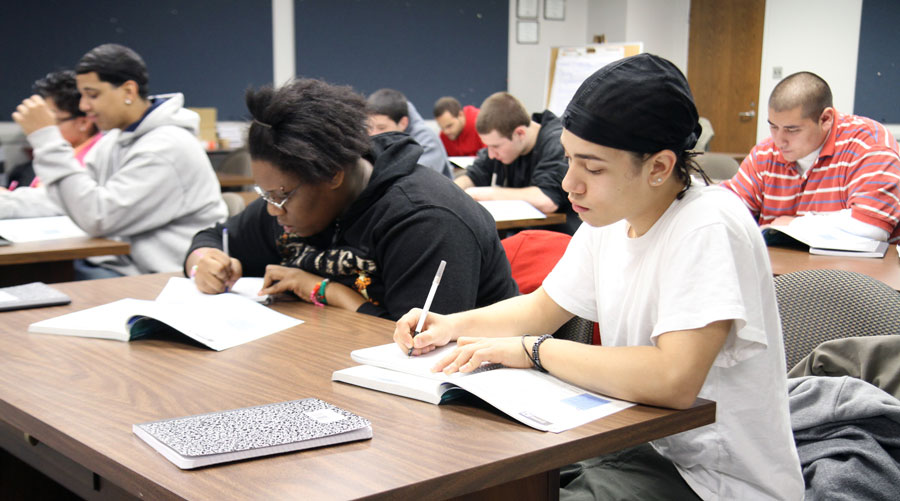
left=333, top=343, right=634, bottom=433
left=763, top=218, right=889, bottom=258
left=478, top=200, right=547, bottom=223
left=133, top=398, right=372, bottom=469
left=28, top=277, right=301, bottom=350
left=0, top=215, right=89, bottom=242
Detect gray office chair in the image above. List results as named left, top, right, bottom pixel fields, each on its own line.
left=774, top=269, right=900, bottom=371
left=217, top=147, right=252, bottom=176
left=694, top=152, right=740, bottom=183
left=221, top=192, right=246, bottom=217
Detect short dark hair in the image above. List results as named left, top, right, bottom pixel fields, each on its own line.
left=75, top=43, right=149, bottom=99
left=245, top=78, right=371, bottom=184
left=433, top=96, right=462, bottom=118
left=366, top=88, right=409, bottom=123
left=769, top=71, right=833, bottom=121
left=476, top=92, right=530, bottom=138
left=34, top=70, right=86, bottom=119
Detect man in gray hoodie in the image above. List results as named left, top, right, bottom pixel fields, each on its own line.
left=11, top=43, right=227, bottom=277
left=366, top=88, right=453, bottom=179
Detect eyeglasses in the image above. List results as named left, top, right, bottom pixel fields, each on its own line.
left=253, top=184, right=299, bottom=209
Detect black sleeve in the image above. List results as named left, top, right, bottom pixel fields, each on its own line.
left=462, top=148, right=494, bottom=186
left=356, top=207, right=491, bottom=320
left=528, top=136, right=568, bottom=209
left=184, top=198, right=282, bottom=277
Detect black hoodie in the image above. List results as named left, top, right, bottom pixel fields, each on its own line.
left=188, top=133, right=518, bottom=320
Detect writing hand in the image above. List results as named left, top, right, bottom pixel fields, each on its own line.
left=194, top=249, right=243, bottom=294
left=393, top=308, right=453, bottom=356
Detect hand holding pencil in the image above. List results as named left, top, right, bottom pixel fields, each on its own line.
left=394, top=260, right=449, bottom=356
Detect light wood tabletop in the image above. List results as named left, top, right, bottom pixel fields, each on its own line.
left=216, top=172, right=254, bottom=188
left=768, top=244, right=900, bottom=290
left=0, top=273, right=714, bottom=500
left=495, top=212, right=567, bottom=231
left=0, top=237, right=130, bottom=287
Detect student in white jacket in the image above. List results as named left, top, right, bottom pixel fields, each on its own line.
left=12, top=43, right=227, bottom=277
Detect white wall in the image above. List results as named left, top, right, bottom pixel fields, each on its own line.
left=755, top=0, right=862, bottom=142
left=624, top=0, right=690, bottom=72
left=507, top=0, right=690, bottom=113
left=507, top=0, right=590, bottom=113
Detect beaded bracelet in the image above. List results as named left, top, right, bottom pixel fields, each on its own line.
left=317, top=279, right=329, bottom=305
left=531, top=334, right=552, bottom=373
left=310, top=279, right=329, bottom=307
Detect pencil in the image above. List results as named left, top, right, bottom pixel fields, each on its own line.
left=408, top=260, right=447, bottom=356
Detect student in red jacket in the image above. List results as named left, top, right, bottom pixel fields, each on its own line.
left=432, top=96, right=484, bottom=156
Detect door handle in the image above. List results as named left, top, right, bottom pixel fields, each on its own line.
left=738, top=110, right=756, bottom=120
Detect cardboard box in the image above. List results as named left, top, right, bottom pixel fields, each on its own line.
left=188, top=107, right=218, bottom=144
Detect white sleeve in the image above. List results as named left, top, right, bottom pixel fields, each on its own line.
left=32, top=127, right=184, bottom=238
left=655, top=223, right=767, bottom=367
left=542, top=225, right=600, bottom=321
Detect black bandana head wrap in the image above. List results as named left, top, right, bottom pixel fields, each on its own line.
left=561, top=53, right=701, bottom=154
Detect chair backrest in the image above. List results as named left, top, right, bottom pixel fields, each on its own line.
left=501, top=230, right=595, bottom=343
left=217, top=148, right=252, bottom=176
left=221, top=192, right=246, bottom=217
left=696, top=117, right=714, bottom=151
left=774, top=269, right=900, bottom=371
left=695, top=152, right=740, bottom=182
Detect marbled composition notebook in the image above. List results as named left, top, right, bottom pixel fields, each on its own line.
left=133, top=398, right=372, bottom=469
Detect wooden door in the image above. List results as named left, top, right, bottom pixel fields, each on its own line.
left=687, top=0, right=766, bottom=155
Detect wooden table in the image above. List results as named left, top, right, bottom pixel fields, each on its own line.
left=0, top=273, right=715, bottom=500
left=216, top=172, right=254, bottom=189
left=496, top=212, right=567, bottom=231
left=768, top=244, right=900, bottom=290
left=0, top=237, right=130, bottom=287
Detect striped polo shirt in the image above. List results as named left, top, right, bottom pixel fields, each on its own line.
left=722, top=111, right=900, bottom=241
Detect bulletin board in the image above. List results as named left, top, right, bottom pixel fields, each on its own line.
left=546, top=43, right=643, bottom=116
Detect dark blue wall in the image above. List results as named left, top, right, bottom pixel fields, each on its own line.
left=293, top=0, right=508, bottom=114
left=854, top=0, right=900, bottom=123
left=0, top=1, right=272, bottom=120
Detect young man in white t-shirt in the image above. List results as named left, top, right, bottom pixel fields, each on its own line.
left=393, top=54, right=803, bottom=500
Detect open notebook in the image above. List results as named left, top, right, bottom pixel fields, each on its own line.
left=763, top=220, right=889, bottom=258
left=134, top=398, right=372, bottom=469
left=333, top=343, right=634, bottom=433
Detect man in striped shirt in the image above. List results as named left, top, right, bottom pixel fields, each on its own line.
left=722, top=72, right=900, bottom=242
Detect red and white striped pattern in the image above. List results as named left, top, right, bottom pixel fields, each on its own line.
left=722, top=112, right=900, bottom=241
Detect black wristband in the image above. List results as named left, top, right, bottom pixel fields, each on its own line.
left=531, top=334, right=552, bottom=373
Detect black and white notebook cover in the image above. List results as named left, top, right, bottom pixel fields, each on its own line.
left=133, top=398, right=372, bottom=469
left=0, top=282, right=71, bottom=312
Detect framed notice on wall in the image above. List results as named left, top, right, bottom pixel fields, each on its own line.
left=517, top=0, right=538, bottom=19
left=544, top=0, right=565, bottom=20
left=517, top=20, right=539, bottom=44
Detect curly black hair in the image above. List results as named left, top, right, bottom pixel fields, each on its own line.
left=245, top=79, right=371, bottom=184
left=33, top=70, right=85, bottom=118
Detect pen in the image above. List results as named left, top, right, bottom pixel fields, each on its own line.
left=222, top=227, right=230, bottom=292
left=222, top=227, right=229, bottom=257
left=408, top=260, right=447, bottom=356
